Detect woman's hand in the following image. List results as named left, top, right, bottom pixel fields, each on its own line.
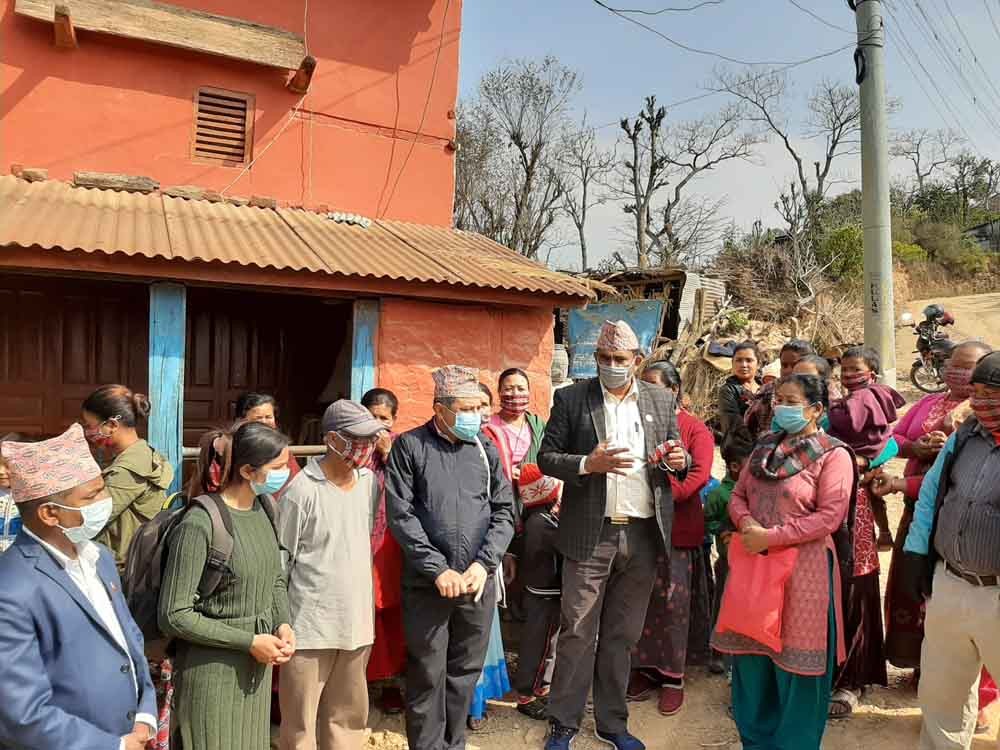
left=250, top=634, right=287, bottom=665
left=914, top=431, right=948, bottom=461
left=740, top=523, right=771, bottom=554
left=511, top=465, right=521, bottom=482
left=871, top=474, right=904, bottom=497
left=275, top=623, right=296, bottom=664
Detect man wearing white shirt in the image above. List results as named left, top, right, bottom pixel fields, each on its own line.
left=0, top=425, right=157, bottom=750
left=540, top=321, right=687, bottom=750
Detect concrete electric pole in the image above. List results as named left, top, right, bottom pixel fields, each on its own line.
left=854, top=0, right=897, bottom=386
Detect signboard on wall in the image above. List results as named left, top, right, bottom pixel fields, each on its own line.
left=566, top=300, right=665, bottom=379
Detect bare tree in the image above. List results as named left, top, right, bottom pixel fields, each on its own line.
left=559, top=119, right=615, bottom=271
left=891, top=128, right=965, bottom=191
left=453, top=57, right=580, bottom=261
left=714, top=69, right=861, bottom=207
left=614, top=96, right=760, bottom=268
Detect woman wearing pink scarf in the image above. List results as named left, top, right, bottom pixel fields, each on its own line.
left=873, top=340, right=997, bottom=731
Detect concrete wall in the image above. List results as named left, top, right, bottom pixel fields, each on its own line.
left=378, top=298, right=555, bottom=432
left=0, top=0, right=460, bottom=225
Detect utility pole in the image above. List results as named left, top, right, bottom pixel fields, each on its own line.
left=854, top=0, right=897, bottom=386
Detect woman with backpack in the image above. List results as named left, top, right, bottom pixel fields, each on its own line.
left=159, top=422, right=295, bottom=750
left=81, top=384, right=174, bottom=570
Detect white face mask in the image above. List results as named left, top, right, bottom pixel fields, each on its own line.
left=46, top=496, right=113, bottom=545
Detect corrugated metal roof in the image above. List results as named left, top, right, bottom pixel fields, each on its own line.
left=0, top=176, right=592, bottom=300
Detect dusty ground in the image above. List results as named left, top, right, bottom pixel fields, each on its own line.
left=356, top=293, right=1000, bottom=750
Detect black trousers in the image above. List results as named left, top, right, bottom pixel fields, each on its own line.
left=514, top=591, right=561, bottom=697
left=548, top=518, right=659, bottom=734
left=401, top=580, right=497, bottom=750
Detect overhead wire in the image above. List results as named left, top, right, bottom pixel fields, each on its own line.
left=600, top=0, right=726, bottom=13
left=786, top=0, right=854, bottom=34
left=942, top=0, right=1000, bottom=107
left=985, top=0, right=1000, bottom=45
left=593, top=0, right=862, bottom=66
left=378, top=0, right=453, bottom=218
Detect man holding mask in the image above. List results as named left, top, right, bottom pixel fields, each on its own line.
left=278, top=399, right=387, bottom=750
left=0, top=425, right=156, bottom=750
left=386, top=365, right=515, bottom=750
left=539, top=320, right=688, bottom=750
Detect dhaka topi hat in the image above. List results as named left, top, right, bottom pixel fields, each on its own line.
left=432, top=365, right=482, bottom=400
left=2, top=424, right=102, bottom=504
left=596, top=320, right=640, bottom=352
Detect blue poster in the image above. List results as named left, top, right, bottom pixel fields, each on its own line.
left=566, top=301, right=665, bottom=379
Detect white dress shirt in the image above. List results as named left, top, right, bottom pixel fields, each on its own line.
left=579, top=380, right=655, bottom=519
left=24, top=528, right=157, bottom=745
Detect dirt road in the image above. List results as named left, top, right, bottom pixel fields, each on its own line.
left=360, top=293, right=1000, bottom=750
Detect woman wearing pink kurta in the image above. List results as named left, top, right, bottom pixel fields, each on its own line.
left=713, top=374, right=855, bottom=750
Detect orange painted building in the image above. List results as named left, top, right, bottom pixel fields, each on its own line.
left=0, top=0, right=591, bottom=484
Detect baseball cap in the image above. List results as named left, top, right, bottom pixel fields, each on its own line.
left=971, top=351, right=1000, bottom=389
left=322, top=399, right=387, bottom=438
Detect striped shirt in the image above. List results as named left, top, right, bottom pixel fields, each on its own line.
left=905, top=421, right=1000, bottom=575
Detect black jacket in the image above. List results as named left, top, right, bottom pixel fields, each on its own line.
left=717, top=375, right=755, bottom=444
left=538, top=379, right=681, bottom=562
left=386, top=420, right=515, bottom=589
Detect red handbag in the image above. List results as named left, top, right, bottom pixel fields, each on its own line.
left=716, top=536, right=799, bottom=652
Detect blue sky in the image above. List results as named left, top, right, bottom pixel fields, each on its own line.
left=458, top=0, right=1000, bottom=269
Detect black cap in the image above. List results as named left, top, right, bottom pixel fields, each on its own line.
left=971, top=351, right=1000, bottom=389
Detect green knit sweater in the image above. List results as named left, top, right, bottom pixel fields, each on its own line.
left=159, top=500, right=289, bottom=750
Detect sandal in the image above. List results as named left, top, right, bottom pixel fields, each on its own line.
left=467, top=713, right=489, bottom=732
left=829, top=688, right=859, bottom=719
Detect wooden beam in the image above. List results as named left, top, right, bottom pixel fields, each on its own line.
left=73, top=171, right=159, bottom=193
left=53, top=4, right=76, bottom=48
left=16, top=0, right=305, bottom=69
left=148, top=283, right=186, bottom=495
left=286, top=56, right=317, bottom=94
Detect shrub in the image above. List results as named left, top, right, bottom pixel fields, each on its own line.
left=819, top=225, right=864, bottom=280
left=892, top=241, right=927, bottom=264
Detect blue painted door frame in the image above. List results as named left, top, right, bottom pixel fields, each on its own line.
left=148, top=283, right=186, bottom=494
left=350, top=299, right=379, bottom=402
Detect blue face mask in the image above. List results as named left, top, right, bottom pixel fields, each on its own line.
left=251, top=468, right=290, bottom=496
left=772, top=405, right=813, bottom=435
left=771, top=412, right=829, bottom=433
left=445, top=408, right=482, bottom=443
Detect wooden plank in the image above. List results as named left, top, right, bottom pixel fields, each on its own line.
left=53, top=4, right=77, bottom=48
left=148, top=283, right=186, bottom=494
left=15, top=0, right=305, bottom=69
left=350, top=300, right=379, bottom=402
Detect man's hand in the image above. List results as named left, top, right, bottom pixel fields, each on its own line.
left=376, top=433, right=393, bottom=461
left=900, top=551, right=933, bottom=602
left=584, top=443, right=635, bottom=476
left=462, top=561, right=489, bottom=597
left=502, top=554, right=517, bottom=587
left=122, top=732, right=147, bottom=750
left=435, top=569, right=466, bottom=598
left=741, top=524, right=771, bottom=555
left=649, top=440, right=687, bottom=471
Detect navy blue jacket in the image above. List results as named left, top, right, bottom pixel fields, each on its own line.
left=0, top=532, right=156, bottom=749
left=386, top=420, right=515, bottom=589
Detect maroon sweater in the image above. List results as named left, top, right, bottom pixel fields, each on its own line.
left=670, top=411, right=714, bottom=548
left=828, top=384, right=906, bottom=459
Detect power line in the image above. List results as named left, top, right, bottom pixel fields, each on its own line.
left=786, top=0, right=853, bottom=34
left=378, top=0, right=453, bottom=217
left=983, top=0, right=1000, bottom=46
left=602, top=0, right=725, bottom=13
left=942, top=0, right=1000, bottom=112
left=593, top=0, right=860, bottom=66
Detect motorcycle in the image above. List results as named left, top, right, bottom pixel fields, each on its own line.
left=907, top=303, right=955, bottom=393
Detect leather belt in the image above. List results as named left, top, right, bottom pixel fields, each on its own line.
left=946, top=562, right=1000, bottom=587
left=605, top=515, right=652, bottom=526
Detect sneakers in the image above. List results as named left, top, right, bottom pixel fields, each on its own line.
left=544, top=722, right=578, bottom=750
left=595, top=730, right=646, bottom=750
left=626, top=670, right=658, bottom=702
left=658, top=685, right=684, bottom=716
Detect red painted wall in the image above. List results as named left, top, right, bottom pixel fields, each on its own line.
left=378, top=298, right=555, bottom=432
left=0, top=0, right=460, bottom=225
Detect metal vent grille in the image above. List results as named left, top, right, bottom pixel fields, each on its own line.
left=192, top=88, right=254, bottom=165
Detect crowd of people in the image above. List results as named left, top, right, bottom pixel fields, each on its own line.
left=0, top=318, right=997, bottom=750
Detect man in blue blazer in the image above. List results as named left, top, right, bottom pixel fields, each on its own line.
left=0, top=424, right=157, bottom=750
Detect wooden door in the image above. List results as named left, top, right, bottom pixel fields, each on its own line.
left=0, top=275, right=149, bottom=437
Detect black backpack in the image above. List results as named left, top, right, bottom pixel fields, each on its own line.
left=122, top=493, right=280, bottom=643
